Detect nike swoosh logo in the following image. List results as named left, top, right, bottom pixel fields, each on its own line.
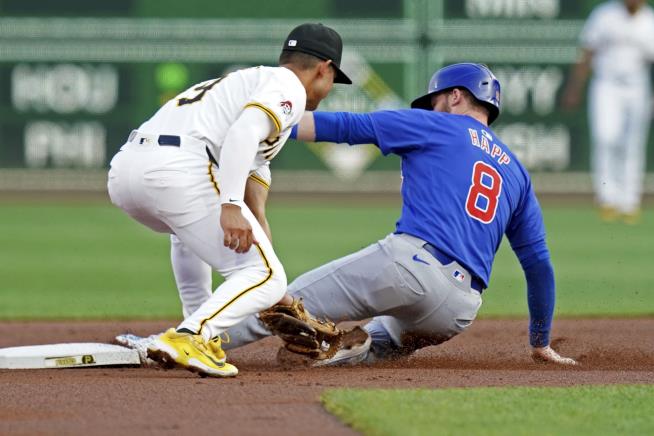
left=412, top=254, right=430, bottom=265
left=228, top=199, right=239, bottom=203
left=203, top=352, right=225, bottom=367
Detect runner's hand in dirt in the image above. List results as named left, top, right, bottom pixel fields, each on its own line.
left=531, top=345, right=578, bottom=366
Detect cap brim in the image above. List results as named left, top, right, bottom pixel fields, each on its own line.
left=282, top=47, right=352, bottom=84
left=333, top=65, right=352, bottom=85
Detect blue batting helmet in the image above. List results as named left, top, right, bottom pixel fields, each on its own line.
left=410, top=63, right=501, bottom=124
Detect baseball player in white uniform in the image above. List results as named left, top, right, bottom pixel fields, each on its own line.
left=563, top=0, right=654, bottom=224
left=108, top=23, right=352, bottom=377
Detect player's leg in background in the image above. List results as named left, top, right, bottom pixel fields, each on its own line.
left=223, top=233, right=426, bottom=350
left=589, top=79, right=625, bottom=218
left=170, top=234, right=212, bottom=317
left=114, top=233, right=213, bottom=359
left=619, top=83, right=651, bottom=220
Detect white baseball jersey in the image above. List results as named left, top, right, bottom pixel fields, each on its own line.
left=580, top=1, right=654, bottom=214
left=138, top=66, right=306, bottom=178
left=580, top=1, right=654, bottom=84
left=108, top=66, right=304, bottom=343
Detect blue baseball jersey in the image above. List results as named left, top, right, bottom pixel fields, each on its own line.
left=314, top=109, right=547, bottom=286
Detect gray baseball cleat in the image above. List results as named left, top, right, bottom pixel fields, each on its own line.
left=114, top=333, right=161, bottom=367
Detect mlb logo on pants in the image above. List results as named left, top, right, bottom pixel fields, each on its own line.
left=453, top=270, right=465, bottom=283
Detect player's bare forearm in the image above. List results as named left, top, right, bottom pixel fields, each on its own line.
left=244, top=177, right=272, bottom=242
left=257, top=217, right=272, bottom=243
left=295, top=112, right=316, bottom=142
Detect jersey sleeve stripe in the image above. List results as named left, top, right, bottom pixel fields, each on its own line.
left=197, top=243, right=273, bottom=334
left=248, top=173, right=270, bottom=190
left=244, top=102, right=282, bottom=134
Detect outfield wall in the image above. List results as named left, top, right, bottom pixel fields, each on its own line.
left=2, top=169, right=654, bottom=196
left=1, top=0, right=653, bottom=192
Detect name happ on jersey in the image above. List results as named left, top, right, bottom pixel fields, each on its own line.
left=468, top=128, right=511, bottom=165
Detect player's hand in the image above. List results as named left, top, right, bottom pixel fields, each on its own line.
left=531, top=345, right=578, bottom=366
left=220, top=204, right=257, bottom=253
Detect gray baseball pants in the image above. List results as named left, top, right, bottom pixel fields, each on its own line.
left=223, top=232, right=482, bottom=358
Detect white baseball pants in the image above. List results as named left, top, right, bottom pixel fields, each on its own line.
left=589, top=78, right=651, bottom=213
left=107, top=132, right=286, bottom=341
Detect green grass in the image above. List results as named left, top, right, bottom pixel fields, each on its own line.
left=0, top=202, right=652, bottom=319
left=487, top=205, right=654, bottom=317
left=322, top=385, right=654, bottom=436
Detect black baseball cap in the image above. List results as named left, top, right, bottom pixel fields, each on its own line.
left=282, top=23, right=352, bottom=85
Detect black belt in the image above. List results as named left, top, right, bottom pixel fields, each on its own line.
left=423, top=243, right=484, bottom=292
left=157, top=135, right=181, bottom=146
left=157, top=135, right=218, bottom=165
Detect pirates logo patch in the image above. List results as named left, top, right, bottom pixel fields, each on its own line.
left=280, top=100, right=293, bottom=116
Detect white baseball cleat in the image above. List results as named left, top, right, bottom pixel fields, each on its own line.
left=276, top=326, right=373, bottom=367
left=314, top=327, right=372, bottom=367
left=114, top=333, right=161, bottom=367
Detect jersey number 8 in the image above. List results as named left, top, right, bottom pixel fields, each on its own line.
left=465, top=161, right=502, bottom=224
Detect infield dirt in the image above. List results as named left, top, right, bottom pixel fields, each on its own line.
left=1, top=319, right=652, bottom=435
